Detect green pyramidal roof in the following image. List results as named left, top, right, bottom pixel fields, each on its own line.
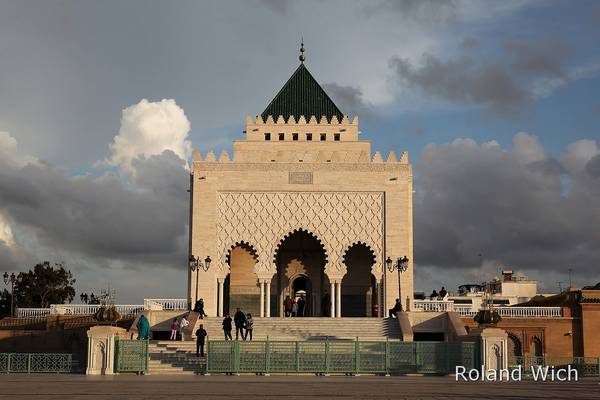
left=261, top=64, right=344, bottom=123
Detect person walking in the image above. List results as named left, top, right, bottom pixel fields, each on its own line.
left=222, top=313, right=233, bottom=340
left=244, top=313, right=254, bottom=341
left=292, top=299, right=298, bottom=317
left=137, top=314, right=150, bottom=340
left=194, top=298, right=208, bottom=319
left=234, top=308, right=246, bottom=340
left=170, top=318, right=179, bottom=340
left=388, top=298, right=401, bottom=318
left=284, top=295, right=294, bottom=317
left=195, top=324, right=208, bottom=357
left=179, top=315, right=190, bottom=341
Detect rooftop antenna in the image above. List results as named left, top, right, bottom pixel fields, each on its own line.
left=299, top=38, right=305, bottom=64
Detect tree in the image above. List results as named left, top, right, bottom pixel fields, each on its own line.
left=15, top=262, right=76, bottom=308
left=0, top=289, right=11, bottom=319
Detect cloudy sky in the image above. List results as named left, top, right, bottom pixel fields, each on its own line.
left=1, top=0, right=599, bottom=303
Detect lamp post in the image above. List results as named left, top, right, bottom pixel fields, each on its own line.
left=385, top=256, right=409, bottom=311
left=3, top=272, right=16, bottom=317
left=189, top=255, right=211, bottom=308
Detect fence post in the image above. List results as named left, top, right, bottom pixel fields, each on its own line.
left=325, top=340, right=330, bottom=375
left=265, top=338, right=270, bottom=376
left=385, top=340, right=390, bottom=376
left=234, top=341, right=240, bottom=375
left=295, top=341, right=300, bottom=373
left=27, top=354, right=31, bottom=374
left=7, top=354, right=11, bottom=373
left=355, top=338, right=360, bottom=375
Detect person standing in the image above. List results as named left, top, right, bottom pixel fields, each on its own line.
left=179, top=315, right=190, bottom=341
left=297, top=296, right=306, bottom=317
left=195, top=324, right=208, bottom=357
left=222, top=313, right=233, bottom=340
left=234, top=308, right=246, bottom=340
left=284, top=295, right=294, bottom=317
left=292, top=300, right=298, bottom=317
left=170, top=318, right=179, bottom=340
left=244, top=313, right=254, bottom=341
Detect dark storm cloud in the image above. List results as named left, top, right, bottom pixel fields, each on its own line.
left=586, top=154, right=600, bottom=178
left=414, top=134, right=600, bottom=282
left=461, top=37, right=479, bottom=48
left=322, top=83, right=378, bottom=121
left=390, top=54, right=527, bottom=113
left=505, top=39, right=571, bottom=77
left=389, top=38, right=573, bottom=113
left=0, top=152, right=188, bottom=264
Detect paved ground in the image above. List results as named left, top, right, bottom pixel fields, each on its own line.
left=0, top=374, right=598, bottom=399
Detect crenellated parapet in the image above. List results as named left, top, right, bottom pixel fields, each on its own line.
left=245, top=114, right=359, bottom=142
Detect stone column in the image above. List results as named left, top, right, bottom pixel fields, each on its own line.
left=336, top=281, right=342, bottom=318
left=259, top=280, right=265, bottom=318
left=330, top=281, right=336, bottom=318
left=265, top=280, right=271, bottom=317
left=217, top=279, right=224, bottom=317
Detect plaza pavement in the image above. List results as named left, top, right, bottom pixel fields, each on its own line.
left=0, top=375, right=598, bottom=399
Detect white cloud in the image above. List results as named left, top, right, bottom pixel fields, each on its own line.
left=0, top=211, right=15, bottom=248
left=106, top=99, right=192, bottom=177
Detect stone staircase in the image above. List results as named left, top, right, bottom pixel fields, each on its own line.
left=147, top=317, right=401, bottom=374
left=148, top=341, right=205, bottom=375
left=192, top=317, right=401, bottom=341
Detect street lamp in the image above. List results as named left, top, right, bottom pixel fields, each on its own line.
left=189, top=255, right=211, bottom=308
left=3, top=272, right=16, bottom=317
left=385, top=256, right=409, bottom=311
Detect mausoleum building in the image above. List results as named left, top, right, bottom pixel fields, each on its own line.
left=189, top=50, right=413, bottom=318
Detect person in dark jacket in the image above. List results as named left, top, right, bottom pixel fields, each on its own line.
left=244, top=313, right=254, bottom=341
left=195, top=324, right=208, bottom=357
left=222, top=313, right=233, bottom=340
left=388, top=298, right=401, bottom=318
left=234, top=308, right=246, bottom=340
left=194, top=298, right=208, bottom=319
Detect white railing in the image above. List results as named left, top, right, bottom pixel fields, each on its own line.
left=143, top=298, right=187, bottom=311
left=496, top=306, right=562, bottom=318
left=412, top=300, right=456, bottom=312
left=48, top=304, right=145, bottom=316
left=16, top=307, right=51, bottom=318
left=413, top=301, right=563, bottom=318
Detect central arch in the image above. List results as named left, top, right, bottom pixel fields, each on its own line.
left=271, top=229, right=329, bottom=317
left=342, top=242, right=377, bottom=317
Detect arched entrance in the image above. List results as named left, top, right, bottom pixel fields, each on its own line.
left=272, top=229, right=328, bottom=317
left=224, top=242, right=259, bottom=316
left=342, top=242, right=377, bottom=317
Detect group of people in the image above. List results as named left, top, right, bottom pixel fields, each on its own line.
left=429, top=286, right=448, bottom=300
left=222, top=308, right=254, bottom=340
left=169, top=315, right=190, bottom=340
left=283, top=295, right=307, bottom=317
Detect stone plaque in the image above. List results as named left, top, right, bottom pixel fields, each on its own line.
left=289, top=171, right=313, bottom=184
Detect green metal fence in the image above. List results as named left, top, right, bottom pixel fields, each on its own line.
left=509, top=356, right=600, bottom=377
left=207, top=340, right=479, bottom=375
left=0, top=353, right=73, bottom=373
left=114, top=339, right=148, bottom=373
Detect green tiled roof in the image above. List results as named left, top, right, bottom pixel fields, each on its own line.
left=261, top=64, right=344, bottom=123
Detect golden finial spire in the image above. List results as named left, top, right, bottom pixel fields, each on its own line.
left=299, top=39, right=305, bottom=63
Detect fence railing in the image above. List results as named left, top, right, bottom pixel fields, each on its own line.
left=143, top=298, right=188, bottom=311
left=0, top=353, right=73, bottom=373
left=16, top=299, right=187, bottom=317
left=509, top=355, right=600, bottom=377
left=15, top=307, right=51, bottom=318
left=412, top=301, right=563, bottom=318
left=207, top=340, right=479, bottom=375
left=114, top=339, right=148, bottom=373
